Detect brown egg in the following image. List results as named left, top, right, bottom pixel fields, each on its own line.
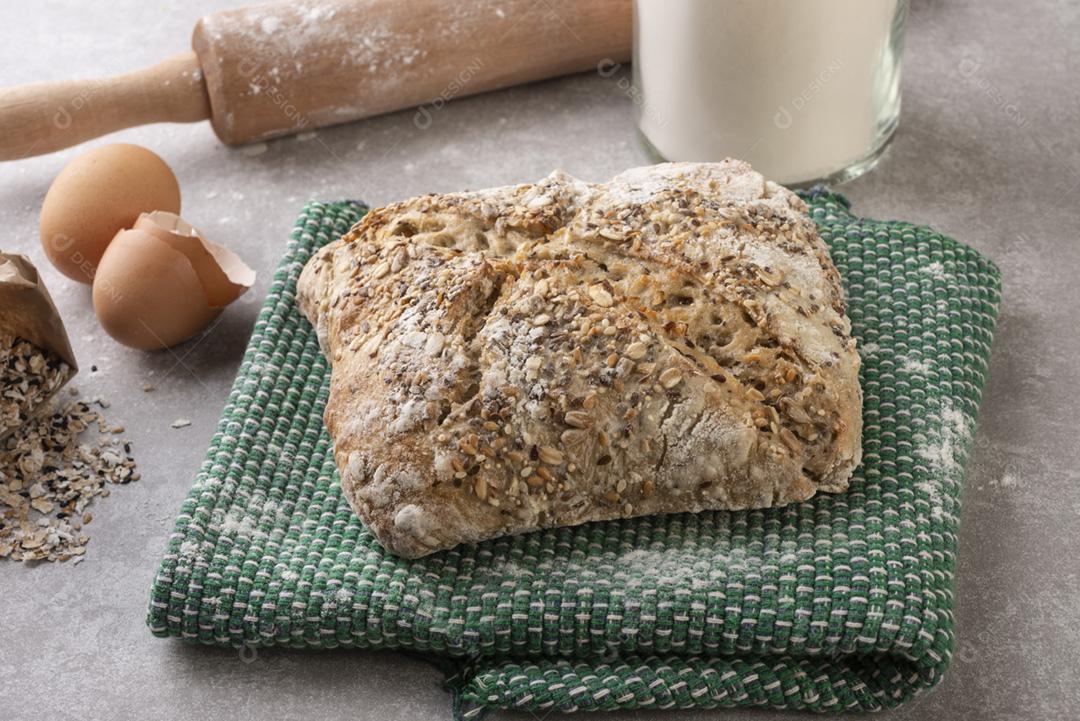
left=39, top=144, right=181, bottom=284
left=92, top=213, right=254, bottom=351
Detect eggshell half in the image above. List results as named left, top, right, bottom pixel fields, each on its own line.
left=133, top=212, right=255, bottom=307
left=40, top=144, right=181, bottom=284
left=92, top=229, right=220, bottom=351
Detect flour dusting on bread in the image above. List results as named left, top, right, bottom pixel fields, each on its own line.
left=298, top=161, right=862, bottom=558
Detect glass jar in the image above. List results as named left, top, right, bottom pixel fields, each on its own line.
left=632, top=0, right=908, bottom=186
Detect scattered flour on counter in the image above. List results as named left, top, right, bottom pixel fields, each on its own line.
left=239, top=142, right=268, bottom=156
left=992, top=472, right=1023, bottom=489
left=978, top=470, right=1029, bottom=491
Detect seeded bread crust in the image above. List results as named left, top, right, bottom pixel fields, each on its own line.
left=297, top=161, right=862, bottom=558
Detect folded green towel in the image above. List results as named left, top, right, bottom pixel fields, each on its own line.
left=148, top=192, right=1001, bottom=717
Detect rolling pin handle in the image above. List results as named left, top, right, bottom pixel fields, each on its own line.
left=0, top=52, right=211, bottom=162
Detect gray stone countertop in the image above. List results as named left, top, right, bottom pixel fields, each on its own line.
left=1, top=1, right=1078, bottom=720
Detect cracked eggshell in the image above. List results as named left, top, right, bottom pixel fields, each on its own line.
left=91, top=214, right=254, bottom=351
left=133, top=211, right=255, bottom=306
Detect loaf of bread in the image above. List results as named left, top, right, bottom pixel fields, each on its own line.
left=297, top=161, right=862, bottom=558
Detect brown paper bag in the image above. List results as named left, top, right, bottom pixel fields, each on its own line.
left=0, top=253, right=78, bottom=437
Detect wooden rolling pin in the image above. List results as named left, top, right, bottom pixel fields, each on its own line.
left=0, top=0, right=631, bottom=161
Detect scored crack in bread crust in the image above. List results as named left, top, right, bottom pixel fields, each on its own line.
left=297, top=161, right=862, bottom=558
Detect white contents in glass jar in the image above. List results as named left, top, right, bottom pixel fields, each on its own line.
left=633, top=0, right=905, bottom=186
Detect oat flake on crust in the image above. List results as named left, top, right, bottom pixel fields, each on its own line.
left=298, top=161, right=862, bottom=558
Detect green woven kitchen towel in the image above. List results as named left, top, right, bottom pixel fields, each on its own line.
left=147, top=192, right=1002, bottom=717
